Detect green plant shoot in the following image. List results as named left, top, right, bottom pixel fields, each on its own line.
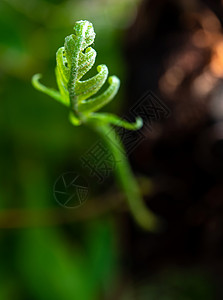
left=32, top=20, right=159, bottom=231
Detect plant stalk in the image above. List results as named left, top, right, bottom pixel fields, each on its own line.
left=89, top=121, right=160, bottom=231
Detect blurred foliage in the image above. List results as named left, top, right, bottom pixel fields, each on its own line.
left=0, top=0, right=139, bottom=299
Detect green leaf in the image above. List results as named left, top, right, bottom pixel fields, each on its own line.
left=75, top=64, right=108, bottom=102
left=88, top=112, right=143, bottom=130
left=78, top=76, right=120, bottom=113
left=32, top=73, right=68, bottom=106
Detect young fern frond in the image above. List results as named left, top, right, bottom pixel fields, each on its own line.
left=32, top=20, right=159, bottom=231
left=33, top=20, right=129, bottom=126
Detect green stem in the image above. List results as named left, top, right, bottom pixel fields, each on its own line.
left=89, top=121, right=159, bottom=231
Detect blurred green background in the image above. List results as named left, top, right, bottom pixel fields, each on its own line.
left=0, top=0, right=138, bottom=299
left=0, top=0, right=220, bottom=299
left=0, top=1, right=142, bottom=299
